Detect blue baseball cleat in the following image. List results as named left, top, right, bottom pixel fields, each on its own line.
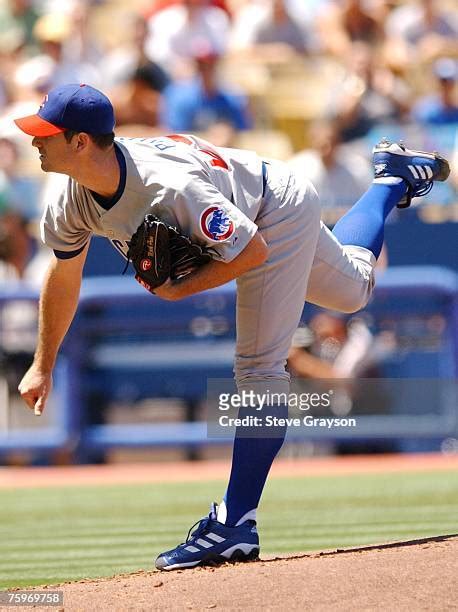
left=372, top=139, right=450, bottom=208
left=155, top=503, right=260, bottom=571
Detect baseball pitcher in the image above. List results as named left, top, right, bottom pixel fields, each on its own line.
left=14, top=84, right=449, bottom=570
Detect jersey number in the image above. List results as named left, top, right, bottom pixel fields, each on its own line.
left=167, top=134, right=229, bottom=170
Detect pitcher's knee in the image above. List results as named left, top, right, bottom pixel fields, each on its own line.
left=234, top=367, right=290, bottom=398
left=336, top=280, right=373, bottom=313
left=336, top=246, right=376, bottom=313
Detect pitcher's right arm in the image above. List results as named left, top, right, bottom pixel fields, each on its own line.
left=18, top=243, right=89, bottom=415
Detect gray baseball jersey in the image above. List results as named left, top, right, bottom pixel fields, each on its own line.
left=41, top=134, right=264, bottom=263
left=41, top=133, right=375, bottom=394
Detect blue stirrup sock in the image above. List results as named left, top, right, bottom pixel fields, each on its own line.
left=218, top=404, right=288, bottom=527
left=332, top=179, right=407, bottom=258
left=217, top=180, right=407, bottom=526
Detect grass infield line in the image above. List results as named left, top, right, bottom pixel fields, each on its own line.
left=1, top=453, right=458, bottom=490
left=1, top=469, right=457, bottom=589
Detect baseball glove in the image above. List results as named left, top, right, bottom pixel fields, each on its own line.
left=126, top=214, right=212, bottom=293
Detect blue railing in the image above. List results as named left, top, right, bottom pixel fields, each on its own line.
left=0, top=266, right=457, bottom=456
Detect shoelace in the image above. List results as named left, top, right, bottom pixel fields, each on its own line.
left=412, top=181, right=434, bottom=198
left=178, top=503, right=219, bottom=548
left=185, top=516, right=212, bottom=544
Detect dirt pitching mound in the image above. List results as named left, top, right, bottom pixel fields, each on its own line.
left=13, top=535, right=457, bottom=611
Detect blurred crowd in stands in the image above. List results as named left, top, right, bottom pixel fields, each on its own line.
left=0, top=0, right=457, bottom=285
left=0, top=0, right=456, bottom=461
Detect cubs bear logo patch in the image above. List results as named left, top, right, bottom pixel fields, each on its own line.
left=200, top=206, right=234, bottom=242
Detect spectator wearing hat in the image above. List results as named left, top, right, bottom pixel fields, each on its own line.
left=160, top=45, right=252, bottom=138
left=111, top=63, right=170, bottom=128
left=412, top=58, right=458, bottom=125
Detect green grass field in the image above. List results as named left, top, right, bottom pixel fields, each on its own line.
left=1, top=469, right=457, bottom=589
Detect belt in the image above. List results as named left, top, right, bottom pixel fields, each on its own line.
left=262, top=161, right=269, bottom=197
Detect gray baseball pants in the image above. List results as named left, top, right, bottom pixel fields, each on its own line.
left=235, top=160, right=376, bottom=395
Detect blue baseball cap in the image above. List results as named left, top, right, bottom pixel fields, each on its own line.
left=14, top=83, right=115, bottom=137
